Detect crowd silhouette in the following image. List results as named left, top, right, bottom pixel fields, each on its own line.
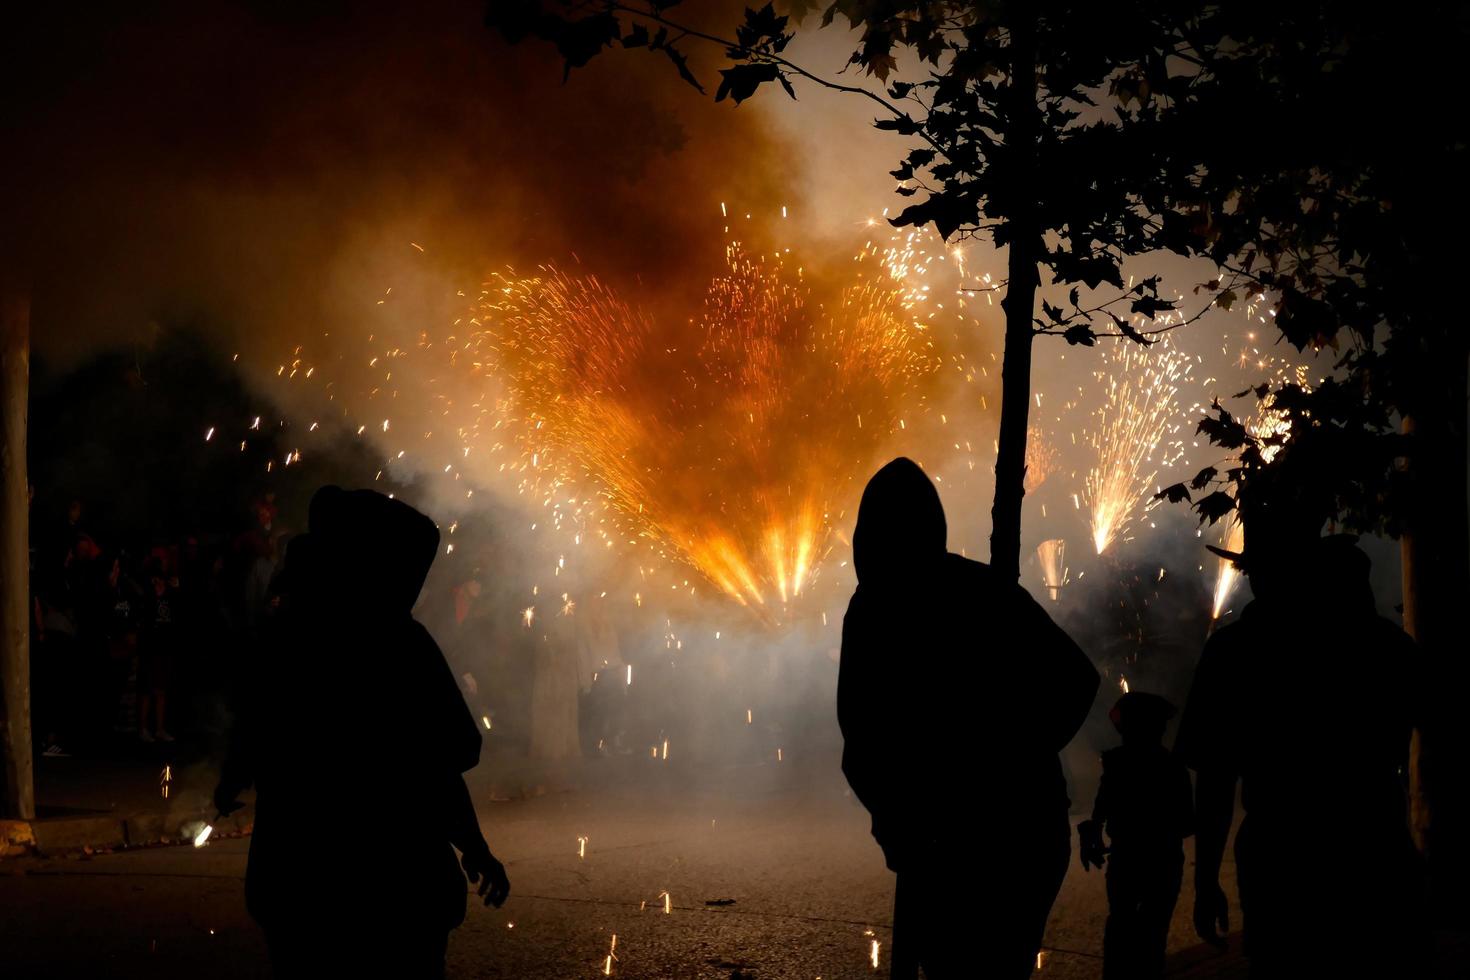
left=209, top=466, right=1428, bottom=978
left=837, top=460, right=1426, bottom=979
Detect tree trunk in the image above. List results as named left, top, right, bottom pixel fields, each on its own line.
left=0, top=286, right=32, bottom=821
left=1403, top=345, right=1470, bottom=918
left=988, top=14, right=1041, bottom=583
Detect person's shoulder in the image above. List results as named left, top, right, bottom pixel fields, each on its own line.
left=1207, top=611, right=1251, bottom=641
left=943, top=552, right=1004, bottom=592
left=1198, top=612, right=1255, bottom=662
left=944, top=552, right=989, bottom=575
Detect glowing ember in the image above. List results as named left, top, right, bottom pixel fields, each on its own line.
left=193, top=823, right=214, bottom=848
left=870, top=938, right=881, bottom=969
left=1083, top=340, right=1194, bottom=554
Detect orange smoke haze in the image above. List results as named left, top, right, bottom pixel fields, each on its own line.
left=2, top=1, right=798, bottom=361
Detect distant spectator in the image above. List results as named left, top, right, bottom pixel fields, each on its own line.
left=71, top=542, right=119, bottom=746
left=242, top=532, right=283, bottom=633
left=138, top=561, right=179, bottom=742
left=63, top=498, right=89, bottom=555
left=575, top=600, right=623, bottom=756
left=102, top=554, right=143, bottom=736
left=235, top=494, right=278, bottom=562
left=32, top=553, right=80, bottom=758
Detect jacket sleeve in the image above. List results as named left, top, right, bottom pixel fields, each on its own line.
left=1090, top=754, right=1111, bottom=829
left=1174, top=757, right=1197, bottom=839
left=1174, top=630, right=1235, bottom=776
left=837, top=594, right=904, bottom=849
left=413, top=622, right=483, bottom=775
left=1013, top=583, right=1099, bottom=753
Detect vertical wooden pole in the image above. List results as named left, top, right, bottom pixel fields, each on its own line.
left=0, top=285, right=32, bottom=821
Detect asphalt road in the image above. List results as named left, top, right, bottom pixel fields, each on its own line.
left=1, top=758, right=1236, bottom=979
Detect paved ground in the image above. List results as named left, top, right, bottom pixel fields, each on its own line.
left=1, top=752, right=1254, bottom=979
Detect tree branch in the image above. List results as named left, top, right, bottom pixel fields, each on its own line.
left=604, top=1, right=950, bottom=159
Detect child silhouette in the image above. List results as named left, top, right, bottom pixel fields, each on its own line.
left=1079, top=691, right=1193, bottom=980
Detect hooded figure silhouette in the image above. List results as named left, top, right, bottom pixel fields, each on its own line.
left=214, top=487, right=508, bottom=979
left=839, top=459, right=1099, bottom=979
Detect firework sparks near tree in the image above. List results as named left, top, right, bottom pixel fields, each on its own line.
left=1083, top=340, right=1195, bottom=555
left=1208, top=382, right=1301, bottom=619
left=1024, top=426, right=1058, bottom=493
left=1036, top=538, right=1067, bottom=601
left=1210, top=514, right=1246, bottom=619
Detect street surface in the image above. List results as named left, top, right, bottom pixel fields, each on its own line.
left=2, top=756, right=1233, bottom=979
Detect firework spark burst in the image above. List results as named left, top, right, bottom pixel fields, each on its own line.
left=1210, top=514, right=1246, bottom=620
left=474, top=241, right=941, bottom=610
left=1036, top=538, right=1067, bottom=601
left=1208, top=382, right=1302, bottom=619
left=1083, top=340, right=1196, bottom=555
left=246, top=211, right=984, bottom=622
left=1024, top=426, right=1058, bottom=494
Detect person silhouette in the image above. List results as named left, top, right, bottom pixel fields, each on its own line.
left=1078, top=691, right=1193, bottom=980
left=1177, top=527, right=1425, bottom=978
left=214, top=487, right=509, bottom=979
left=838, top=458, right=1099, bottom=978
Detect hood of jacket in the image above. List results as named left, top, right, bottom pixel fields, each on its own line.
left=851, top=457, right=947, bottom=587
left=299, top=485, right=440, bottom=617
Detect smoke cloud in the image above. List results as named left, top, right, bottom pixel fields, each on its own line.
left=3, top=1, right=797, bottom=360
